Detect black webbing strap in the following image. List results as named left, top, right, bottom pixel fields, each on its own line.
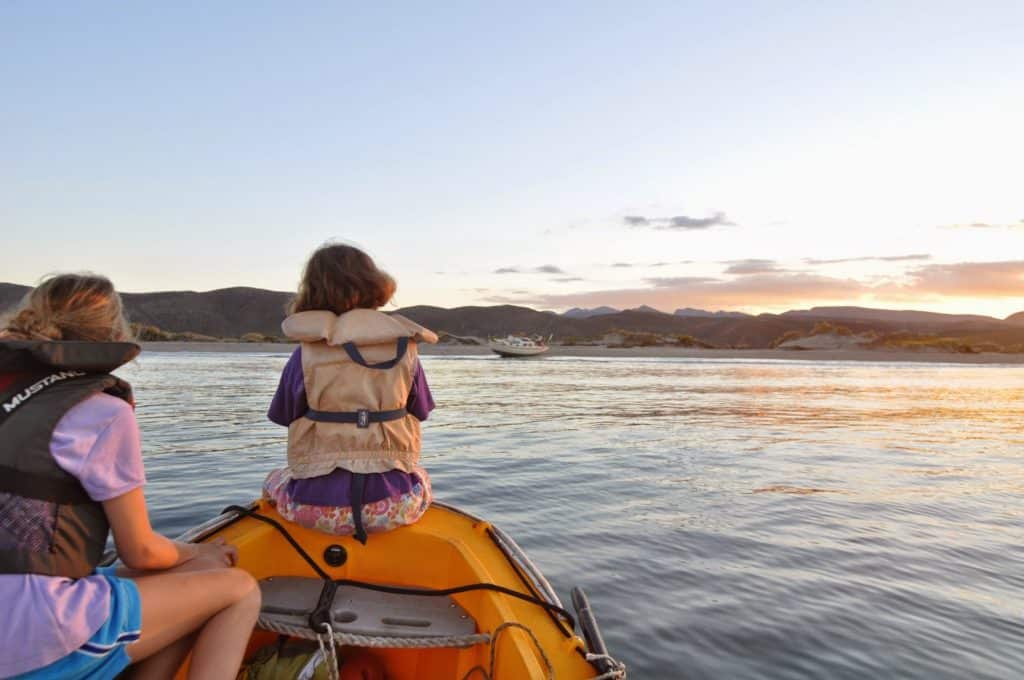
left=340, top=336, right=409, bottom=370
left=309, top=579, right=339, bottom=632
left=350, top=473, right=368, bottom=545
left=305, top=407, right=407, bottom=428
left=0, top=464, right=92, bottom=504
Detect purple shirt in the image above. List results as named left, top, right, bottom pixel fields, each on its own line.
left=269, top=348, right=435, bottom=506
left=0, top=393, right=146, bottom=677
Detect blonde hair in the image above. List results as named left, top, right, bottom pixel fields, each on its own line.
left=289, top=243, right=396, bottom=315
left=0, top=274, right=132, bottom=342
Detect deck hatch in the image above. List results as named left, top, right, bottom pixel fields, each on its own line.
left=258, top=576, right=477, bottom=638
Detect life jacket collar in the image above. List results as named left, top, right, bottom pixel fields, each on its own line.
left=0, top=340, right=140, bottom=373
left=282, top=310, right=438, bottom=347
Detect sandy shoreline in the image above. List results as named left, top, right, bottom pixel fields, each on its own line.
left=138, top=342, right=1024, bottom=364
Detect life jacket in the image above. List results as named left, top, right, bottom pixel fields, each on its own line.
left=282, top=309, right=438, bottom=480
left=0, top=340, right=139, bottom=579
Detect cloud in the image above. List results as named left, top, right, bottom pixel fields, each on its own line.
left=624, top=212, right=734, bottom=230
left=941, top=220, right=1024, bottom=230
left=722, top=259, right=785, bottom=275
left=552, top=277, right=584, bottom=283
left=900, top=260, right=1024, bottom=297
left=485, top=259, right=1024, bottom=311
left=611, top=262, right=634, bottom=268
left=517, top=272, right=866, bottom=311
left=494, top=265, right=566, bottom=275
left=805, top=254, right=932, bottom=265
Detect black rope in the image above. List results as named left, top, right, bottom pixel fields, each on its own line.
left=220, top=504, right=576, bottom=630
left=222, top=505, right=331, bottom=580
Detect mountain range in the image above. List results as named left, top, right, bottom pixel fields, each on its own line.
left=2, top=282, right=1023, bottom=349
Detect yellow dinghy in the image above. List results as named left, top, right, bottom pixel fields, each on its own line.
left=171, top=499, right=626, bottom=679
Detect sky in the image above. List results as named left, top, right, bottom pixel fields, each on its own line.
left=3, top=2, right=1023, bottom=317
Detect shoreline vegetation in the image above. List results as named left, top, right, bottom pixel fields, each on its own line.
left=138, top=341, right=1024, bottom=365
left=131, top=321, right=1024, bottom=364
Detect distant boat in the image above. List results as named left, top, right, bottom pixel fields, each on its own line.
left=488, top=334, right=550, bottom=357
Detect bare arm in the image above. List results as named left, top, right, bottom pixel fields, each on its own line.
left=104, top=488, right=234, bottom=571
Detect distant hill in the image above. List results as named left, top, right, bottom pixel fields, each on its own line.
left=629, top=305, right=666, bottom=315
left=3, top=282, right=1024, bottom=349
left=1, top=283, right=292, bottom=338
left=563, top=306, right=620, bottom=318
left=675, top=307, right=751, bottom=319
left=783, top=306, right=1000, bottom=326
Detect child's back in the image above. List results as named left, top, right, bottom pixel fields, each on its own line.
left=262, top=244, right=438, bottom=542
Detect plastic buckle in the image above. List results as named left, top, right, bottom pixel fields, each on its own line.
left=356, top=409, right=370, bottom=428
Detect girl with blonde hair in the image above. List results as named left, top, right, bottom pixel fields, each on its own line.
left=0, top=274, right=260, bottom=680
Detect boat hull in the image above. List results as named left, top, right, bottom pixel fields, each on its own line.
left=489, top=345, right=549, bottom=357
left=171, top=500, right=608, bottom=679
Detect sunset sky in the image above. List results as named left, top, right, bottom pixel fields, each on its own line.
left=3, top=3, right=1023, bottom=317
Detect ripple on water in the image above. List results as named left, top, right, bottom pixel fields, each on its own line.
left=116, top=353, right=1024, bottom=679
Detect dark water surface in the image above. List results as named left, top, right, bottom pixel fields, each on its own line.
left=119, top=353, right=1024, bottom=679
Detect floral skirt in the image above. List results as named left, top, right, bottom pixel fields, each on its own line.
left=262, top=466, right=432, bottom=536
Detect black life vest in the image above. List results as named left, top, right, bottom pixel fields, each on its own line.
left=0, top=340, right=140, bottom=579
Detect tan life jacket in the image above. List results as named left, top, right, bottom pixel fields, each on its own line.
left=282, top=309, right=438, bottom=478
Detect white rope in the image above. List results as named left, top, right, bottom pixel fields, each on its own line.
left=315, top=622, right=340, bottom=680
left=586, top=652, right=628, bottom=679
left=259, top=615, right=491, bottom=649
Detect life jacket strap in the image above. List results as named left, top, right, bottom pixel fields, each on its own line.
left=340, top=337, right=409, bottom=370
left=350, top=473, right=368, bottom=545
left=0, top=464, right=91, bottom=504
left=305, top=407, right=407, bottom=428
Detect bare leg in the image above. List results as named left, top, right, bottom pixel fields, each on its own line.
left=125, top=632, right=196, bottom=679
left=124, top=566, right=260, bottom=680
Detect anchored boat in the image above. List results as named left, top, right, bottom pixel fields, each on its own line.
left=488, top=335, right=550, bottom=358
left=165, top=500, right=625, bottom=679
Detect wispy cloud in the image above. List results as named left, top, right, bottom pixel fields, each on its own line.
left=805, top=254, right=932, bottom=265
left=552, top=277, right=584, bottom=283
left=722, top=259, right=786, bottom=275
left=901, top=260, right=1024, bottom=297
left=941, top=220, right=1024, bottom=230
left=624, top=212, right=734, bottom=230
left=516, top=272, right=865, bottom=311
left=494, top=265, right=567, bottom=275
left=500, top=260, right=1024, bottom=310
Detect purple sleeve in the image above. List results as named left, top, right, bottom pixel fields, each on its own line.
left=406, top=360, right=436, bottom=421
left=50, top=393, right=146, bottom=501
left=268, top=348, right=308, bottom=426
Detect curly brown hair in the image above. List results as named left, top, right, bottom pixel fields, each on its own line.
left=289, top=243, right=396, bottom=315
left=0, top=273, right=132, bottom=342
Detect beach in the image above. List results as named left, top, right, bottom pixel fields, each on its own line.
left=139, top=341, right=1024, bottom=364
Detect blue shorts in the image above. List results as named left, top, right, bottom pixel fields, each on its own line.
left=13, top=567, right=142, bottom=680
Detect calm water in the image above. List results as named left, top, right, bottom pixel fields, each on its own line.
left=118, top=353, right=1024, bottom=679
